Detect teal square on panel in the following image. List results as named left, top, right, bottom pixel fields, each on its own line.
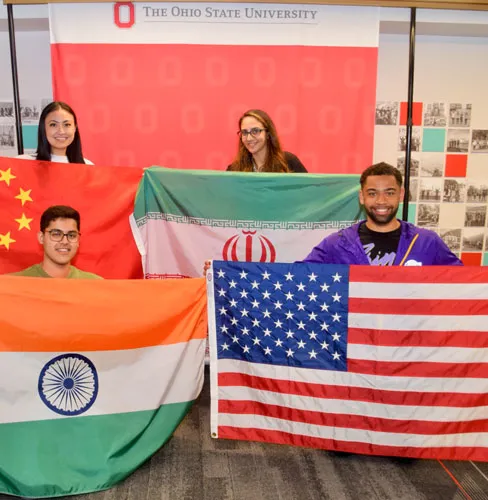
left=483, top=253, right=488, bottom=266
left=422, top=129, right=446, bottom=152
left=407, top=203, right=417, bottom=224
left=22, top=125, right=38, bottom=149
left=398, top=203, right=416, bottom=224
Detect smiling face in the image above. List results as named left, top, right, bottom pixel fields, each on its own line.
left=44, top=108, right=76, bottom=156
left=38, top=217, right=80, bottom=268
left=240, top=116, right=268, bottom=160
left=359, top=175, right=404, bottom=232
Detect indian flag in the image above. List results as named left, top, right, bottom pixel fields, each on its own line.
left=0, top=276, right=206, bottom=498
left=49, top=3, right=379, bottom=172
left=133, top=167, right=360, bottom=278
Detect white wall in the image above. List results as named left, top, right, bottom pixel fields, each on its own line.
left=0, top=3, right=52, bottom=98
left=0, top=30, right=52, bottom=99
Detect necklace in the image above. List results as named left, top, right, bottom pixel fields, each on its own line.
left=252, top=158, right=263, bottom=172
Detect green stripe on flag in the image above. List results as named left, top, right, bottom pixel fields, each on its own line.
left=135, top=167, right=361, bottom=222
left=0, top=400, right=193, bottom=498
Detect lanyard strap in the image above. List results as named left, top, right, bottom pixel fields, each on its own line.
left=398, top=233, right=419, bottom=266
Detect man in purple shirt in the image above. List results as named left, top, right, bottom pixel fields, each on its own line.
left=304, top=162, right=462, bottom=266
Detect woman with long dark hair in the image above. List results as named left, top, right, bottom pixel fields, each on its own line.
left=227, top=109, right=306, bottom=173
left=17, top=101, right=92, bottom=164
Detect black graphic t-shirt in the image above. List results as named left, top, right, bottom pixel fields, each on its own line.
left=358, top=224, right=402, bottom=266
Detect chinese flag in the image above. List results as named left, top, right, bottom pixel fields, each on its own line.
left=0, top=157, right=143, bottom=278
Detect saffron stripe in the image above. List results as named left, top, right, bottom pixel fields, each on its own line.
left=0, top=277, right=207, bottom=351
left=218, top=372, right=488, bottom=408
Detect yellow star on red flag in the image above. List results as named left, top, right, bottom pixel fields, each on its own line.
left=0, top=168, right=16, bottom=186
left=15, top=213, right=33, bottom=231
left=14, top=188, right=33, bottom=206
left=0, top=232, right=16, bottom=250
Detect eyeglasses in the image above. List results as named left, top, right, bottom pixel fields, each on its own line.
left=238, top=128, right=266, bottom=138
left=45, top=229, right=80, bottom=242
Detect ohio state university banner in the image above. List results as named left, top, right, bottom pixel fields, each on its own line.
left=132, top=167, right=360, bottom=278
left=49, top=3, right=379, bottom=172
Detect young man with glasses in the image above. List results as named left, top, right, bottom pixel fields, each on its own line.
left=11, top=205, right=102, bottom=279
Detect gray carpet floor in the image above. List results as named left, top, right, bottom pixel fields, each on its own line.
left=3, top=373, right=487, bottom=500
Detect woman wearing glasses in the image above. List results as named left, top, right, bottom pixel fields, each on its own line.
left=227, top=109, right=307, bottom=173
left=17, top=101, right=93, bottom=164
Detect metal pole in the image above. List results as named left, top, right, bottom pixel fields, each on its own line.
left=7, top=4, right=24, bottom=154
left=402, top=7, right=416, bottom=221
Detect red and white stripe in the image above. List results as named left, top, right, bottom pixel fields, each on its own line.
left=213, top=266, right=488, bottom=461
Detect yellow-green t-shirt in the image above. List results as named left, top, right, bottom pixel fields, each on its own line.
left=11, top=264, right=102, bottom=279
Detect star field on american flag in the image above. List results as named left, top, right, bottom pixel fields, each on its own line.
left=210, top=261, right=349, bottom=370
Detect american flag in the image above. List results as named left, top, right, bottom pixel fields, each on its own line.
left=207, top=261, right=488, bottom=461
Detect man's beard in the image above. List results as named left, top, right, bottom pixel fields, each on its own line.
left=363, top=205, right=399, bottom=226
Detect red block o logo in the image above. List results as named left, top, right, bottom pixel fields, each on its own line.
left=114, top=2, right=135, bottom=29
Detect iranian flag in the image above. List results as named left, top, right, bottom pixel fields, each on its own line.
left=0, top=157, right=142, bottom=278
left=0, top=276, right=206, bottom=498
left=50, top=3, right=379, bottom=173
left=133, top=167, right=360, bottom=278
